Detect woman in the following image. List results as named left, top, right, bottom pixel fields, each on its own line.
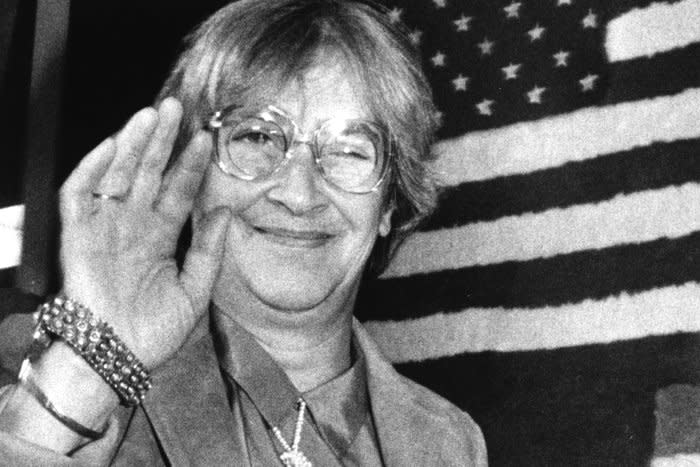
left=0, top=0, right=486, bottom=465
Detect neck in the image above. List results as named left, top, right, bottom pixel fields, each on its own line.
left=256, top=312, right=353, bottom=392
left=213, top=291, right=356, bottom=392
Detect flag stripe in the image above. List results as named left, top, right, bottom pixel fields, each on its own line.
left=433, top=87, right=700, bottom=185
left=608, top=0, right=689, bottom=18
left=358, top=232, right=700, bottom=319
left=0, top=269, right=15, bottom=288
left=0, top=205, right=23, bottom=270
left=363, top=282, right=700, bottom=360
left=394, top=332, right=699, bottom=466
left=654, top=455, right=700, bottom=467
left=606, top=0, right=700, bottom=62
left=425, top=137, right=700, bottom=229
left=606, top=40, right=700, bottom=103
left=386, top=183, right=700, bottom=277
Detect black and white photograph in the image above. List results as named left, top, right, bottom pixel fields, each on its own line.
left=0, top=0, right=698, bottom=465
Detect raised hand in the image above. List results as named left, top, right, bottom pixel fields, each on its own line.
left=59, top=97, right=231, bottom=369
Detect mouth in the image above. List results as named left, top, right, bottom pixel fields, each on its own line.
left=252, top=225, right=335, bottom=248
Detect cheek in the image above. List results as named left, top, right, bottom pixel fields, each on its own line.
left=338, top=196, right=388, bottom=255
left=194, top=168, right=257, bottom=217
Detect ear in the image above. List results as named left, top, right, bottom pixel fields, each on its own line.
left=378, top=204, right=393, bottom=237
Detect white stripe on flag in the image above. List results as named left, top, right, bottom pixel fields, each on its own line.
left=607, top=0, right=700, bottom=62
left=433, top=87, right=700, bottom=185
left=364, top=282, right=700, bottom=362
left=652, top=454, right=700, bottom=467
left=0, top=204, right=24, bottom=270
left=384, top=182, right=700, bottom=277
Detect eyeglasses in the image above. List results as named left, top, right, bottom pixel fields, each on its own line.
left=206, top=104, right=391, bottom=194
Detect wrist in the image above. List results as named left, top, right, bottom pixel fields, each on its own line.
left=33, top=293, right=152, bottom=406
left=32, top=341, right=121, bottom=417
left=0, top=344, right=119, bottom=453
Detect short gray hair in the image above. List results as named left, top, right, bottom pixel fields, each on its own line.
left=158, top=0, right=439, bottom=276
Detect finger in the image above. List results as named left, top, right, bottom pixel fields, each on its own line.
left=60, top=137, right=116, bottom=221
left=130, top=98, right=183, bottom=203
left=180, top=207, right=231, bottom=312
left=96, top=107, right=158, bottom=197
left=156, top=131, right=212, bottom=223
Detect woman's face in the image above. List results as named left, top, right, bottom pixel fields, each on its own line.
left=194, top=61, right=392, bottom=313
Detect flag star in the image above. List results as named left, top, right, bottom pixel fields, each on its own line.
left=557, top=0, right=572, bottom=5
left=432, top=0, right=447, bottom=8
left=431, top=51, right=447, bottom=67
left=387, top=7, right=403, bottom=24
left=452, top=74, right=469, bottom=91
left=476, top=99, right=495, bottom=116
left=582, top=9, right=597, bottom=28
left=527, top=24, right=546, bottom=42
left=501, top=62, right=522, bottom=80
left=553, top=50, right=570, bottom=67
left=579, top=73, right=599, bottom=91
left=526, top=85, right=546, bottom=104
left=503, top=1, right=521, bottom=19
left=477, top=37, right=495, bottom=56
left=408, top=29, right=423, bottom=46
left=453, top=14, right=472, bottom=32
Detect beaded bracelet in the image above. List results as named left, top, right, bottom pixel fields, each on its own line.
left=32, top=294, right=152, bottom=407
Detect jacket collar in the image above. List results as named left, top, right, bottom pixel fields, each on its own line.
left=140, top=315, right=442, bottom=466
left=141, top=314, right=250, bottom=465
left=351, top=319, right=440, bottom=466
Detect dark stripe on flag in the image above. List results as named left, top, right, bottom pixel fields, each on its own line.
left=607, top=0, right=687, bottom=19
left=0, top=268, right=16, bottom=289
left=423, top=137, right=700, bottom=229
left=357, top=232, right=700, bottom=320
left=395, top=332, right=700, bottom=467
left=605, top=41, right=700, bottom=104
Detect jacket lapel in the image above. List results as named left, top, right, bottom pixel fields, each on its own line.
left=141, top=315, right=247, bottom=465
left=137, top=316, right=461, bottom=466
left=353, top=320, right=444, bottom=467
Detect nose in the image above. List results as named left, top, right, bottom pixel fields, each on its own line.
left=266, top=143, right=327, bottom=216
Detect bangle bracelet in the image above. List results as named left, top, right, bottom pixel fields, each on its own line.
left=32, top=294, right=152, bottom=406
left=17, top=359, right=105, bottom=440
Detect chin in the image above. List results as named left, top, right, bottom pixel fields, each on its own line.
left=247, top=266, right=356, bottom=313
left=252, top=280, right=334, bottom=312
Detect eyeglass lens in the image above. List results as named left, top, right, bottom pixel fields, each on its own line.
left=216, top=109, right=386, bottom=192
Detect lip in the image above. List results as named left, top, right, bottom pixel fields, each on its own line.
left=252, top=225, right=335, bottom=248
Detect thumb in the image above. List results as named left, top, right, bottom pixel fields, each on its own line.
left=180, top=207, right=231, bottom=311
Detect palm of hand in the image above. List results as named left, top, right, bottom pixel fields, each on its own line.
left=59, top=98, right=230, bottom=369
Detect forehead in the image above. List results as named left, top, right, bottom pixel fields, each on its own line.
left=237, top=58, right=373, bottom=129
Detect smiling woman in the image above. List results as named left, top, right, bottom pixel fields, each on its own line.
left=197, top=60, right=393, bottom=315
left=0, top=1, right=486, bottom=465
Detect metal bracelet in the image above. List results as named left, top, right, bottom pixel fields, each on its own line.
left=32, top=294, right=152, bottom=407
left=17, top=358, right=105, bottom=440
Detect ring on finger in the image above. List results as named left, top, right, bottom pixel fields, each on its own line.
left=91, top=192, right=126, bottom=202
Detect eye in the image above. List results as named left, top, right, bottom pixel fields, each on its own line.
left=221, top=116, right=286, bottom=150
left=231, top=126, right=280, bottom=146
left=323, top=134, right=377, bottom=163
left=325, top=146, right=373, bottom=161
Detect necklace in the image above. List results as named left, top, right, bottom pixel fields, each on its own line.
left=271, top=398, right=312, bottom=467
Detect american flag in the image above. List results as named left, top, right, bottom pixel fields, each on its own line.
left=356, top=0, right=700, bottom=465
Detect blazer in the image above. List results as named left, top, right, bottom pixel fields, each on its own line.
left=0, top=291, right=487, bottom=466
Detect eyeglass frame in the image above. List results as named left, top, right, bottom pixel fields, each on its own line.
left=205, top=104, right=393, bottom=194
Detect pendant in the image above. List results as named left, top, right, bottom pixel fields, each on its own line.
left=280, top=449, right=312, bottom=467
